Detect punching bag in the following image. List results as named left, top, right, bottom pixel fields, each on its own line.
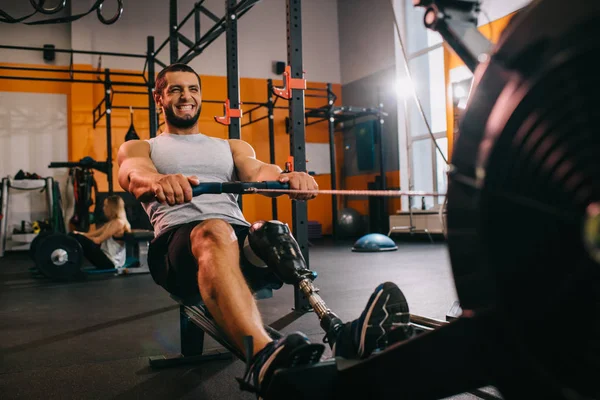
left=125, top=106, right=140, bottom=141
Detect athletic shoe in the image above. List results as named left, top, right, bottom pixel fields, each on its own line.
left=333, top=281, right=411, bottom=359
left=237, top=332, right=325, bottom=398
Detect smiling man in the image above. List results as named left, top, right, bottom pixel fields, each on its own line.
left=116, top=63, right=409, bottom=396
left=156, top=66, right=203, bottom=132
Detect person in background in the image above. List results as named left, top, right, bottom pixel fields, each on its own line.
left=71, top=195, right=131, bottom=270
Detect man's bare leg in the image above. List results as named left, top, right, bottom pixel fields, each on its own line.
left=190, top=219, right=272, bottom=355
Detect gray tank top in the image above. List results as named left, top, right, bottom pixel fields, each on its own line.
left=143, top=133, right=249, bottom=237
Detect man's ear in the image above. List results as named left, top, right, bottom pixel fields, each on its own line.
left=153, top=91, right=162, bottom=108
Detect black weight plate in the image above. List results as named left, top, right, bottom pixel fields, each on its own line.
left=29, top=231, right=53, bottom=261
left=35, top=233, right=83, bottom=281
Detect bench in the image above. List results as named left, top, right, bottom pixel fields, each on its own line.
left=81, top=229, right=155, bottom=276
left=149, top=288, right=283, bottom=367
left=115, top=229, right=154, bottom=275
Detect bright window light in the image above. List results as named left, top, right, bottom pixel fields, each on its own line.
left=396, top=77, right=416, bottom=99
left=453, top=85, right=467, bottom=99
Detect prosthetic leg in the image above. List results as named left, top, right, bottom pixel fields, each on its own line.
left=245, top=220, right=345, bottom=346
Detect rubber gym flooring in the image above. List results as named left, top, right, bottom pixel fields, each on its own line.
left=0, top=239, right=501, bottom=399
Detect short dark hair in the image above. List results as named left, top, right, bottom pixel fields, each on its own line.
left=155, top=63, right=202, bottom=95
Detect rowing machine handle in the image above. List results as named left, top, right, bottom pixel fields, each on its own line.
left=192, top=181, right=290, bottom=196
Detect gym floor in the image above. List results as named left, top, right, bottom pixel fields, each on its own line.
left=0, top=239, right=501, bottom=399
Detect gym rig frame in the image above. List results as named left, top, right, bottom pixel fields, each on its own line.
left=0, top=1, right=314, bottom=309
left=238, top=82, right=392, bottom=240
left=305, top=94, right=390, bottom=238
left=0, top=44, right=153, bottom=194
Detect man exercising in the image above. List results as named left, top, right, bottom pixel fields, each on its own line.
left=117, top=63, right=409, bottom=395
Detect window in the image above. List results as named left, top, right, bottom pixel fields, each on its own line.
left=400, top=0, right=449, bottom=209
left=407, top=47, right=446, bottom=137
left=411, top=138, right=434, bottom=209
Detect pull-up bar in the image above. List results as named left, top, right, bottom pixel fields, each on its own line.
left=0, top=44, right=147, bottom=59
left=0, top=65, right=145, bottom=78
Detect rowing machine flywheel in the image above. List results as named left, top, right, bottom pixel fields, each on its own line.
left=446, top=0, right=600, bottom=398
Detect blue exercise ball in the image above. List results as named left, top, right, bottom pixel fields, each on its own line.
left=352, top=233, right=398, bottom=252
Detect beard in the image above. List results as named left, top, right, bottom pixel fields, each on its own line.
left=163, top=103, right=202, bottom=129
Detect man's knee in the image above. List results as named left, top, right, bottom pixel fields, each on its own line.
left=245, top=220, right=313, bottom=284
left=190, top=219, right=237, bottom=258
left=242, top=220, right=271, bottom=268
left=245, top=220, right=298, bottom=260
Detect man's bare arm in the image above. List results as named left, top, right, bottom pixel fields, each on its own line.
left=229, top=139, right=282, bottom=182
left=117, top=140, right=199, bottom=205
left=117, top=141, right=161, bottom=202
left=229, top=139, right=318, bottom=200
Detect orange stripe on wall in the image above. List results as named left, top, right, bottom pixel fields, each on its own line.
left=344, top=171, right=400, bottom=216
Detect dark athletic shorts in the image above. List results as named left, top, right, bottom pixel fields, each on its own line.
left=147, top=219, right=283, bottom=301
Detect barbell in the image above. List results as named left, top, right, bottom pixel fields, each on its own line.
left=32, top=233, right=84, bottom=281
left=29, top=230, right=53, bottom=263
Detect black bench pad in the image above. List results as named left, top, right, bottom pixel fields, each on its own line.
left=116, top=229, right=155, bottom=241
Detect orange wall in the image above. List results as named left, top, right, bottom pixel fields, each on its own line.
left=444, top=12, right=517, bottom=157
left=344, top=171, right=400, bottom=216
left=0, top=62, right=342, bottom=234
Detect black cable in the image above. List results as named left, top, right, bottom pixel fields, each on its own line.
left=389, top=0, right=449, bottom=165
left=0, top=6, right=38, bottom=23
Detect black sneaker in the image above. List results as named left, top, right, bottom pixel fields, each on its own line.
left=333, top=281, right=411, bottom=359
left=237, top=332, right=325, bottom=398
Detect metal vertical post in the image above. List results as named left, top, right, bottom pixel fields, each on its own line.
left=226, top=0, right=242, bottom=210
left=104, top=68, right=114, bottom=194
left=377, top=103, right=387, bottom=233
left=170, top=0, right=179, bottom=63
left=194, top=2, right=201, bottom=43
left=267, top=79, right=278, bottom=220
left=0, top=178, right=9, bottom=257
left=147, top=36, right=157, bottom=138
left=45, top=177, right=54, bottom=231
left=226, top=0, right=241, bottom=140
left=377, top=103, right=387, bottom=191
left=327, top=83, right=337, bottom=239
left=287, top=0, right=310, bottom=312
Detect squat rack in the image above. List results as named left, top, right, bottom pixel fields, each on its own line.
left=305, top=93, right=389, bottom=238
left=225, top=81, right=343, bottom=231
